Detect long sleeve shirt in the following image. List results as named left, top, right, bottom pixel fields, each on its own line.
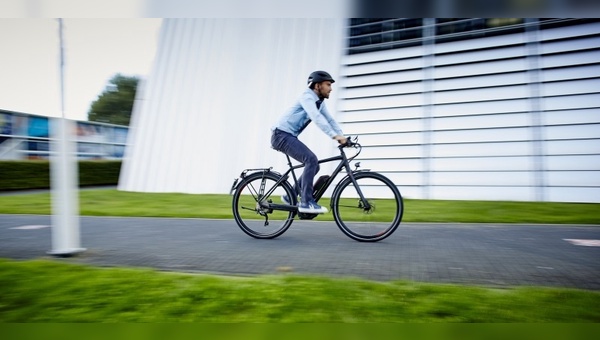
left=273, top=88, right=343, bottom=138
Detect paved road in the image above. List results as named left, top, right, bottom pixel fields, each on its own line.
left=1, top=214, right=599, bottom=290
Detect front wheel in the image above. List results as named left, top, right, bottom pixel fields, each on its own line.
left=232, top=171, right=296, bottom=239
left=331, top=172, right=403, bottom=242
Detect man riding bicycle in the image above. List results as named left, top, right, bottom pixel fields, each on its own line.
left=271, top=70, right=347, bottom=214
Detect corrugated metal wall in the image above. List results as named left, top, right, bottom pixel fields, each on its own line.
left=119, top=18, right=346, bottom=194
left=121, top=18, right=600, bottom=203
left=339, top=19, right=600, bottom=202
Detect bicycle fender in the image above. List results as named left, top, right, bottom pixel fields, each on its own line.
left=230, top=168, right=287, bottom=194
left=230, top=167, right=276, bottom=194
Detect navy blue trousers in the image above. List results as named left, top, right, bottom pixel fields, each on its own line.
left=271, top=129, right=320, bottom=204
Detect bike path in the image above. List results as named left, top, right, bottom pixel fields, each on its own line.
left=1, top=214, right=599, bottom=290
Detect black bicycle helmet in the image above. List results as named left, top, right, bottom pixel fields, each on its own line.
left=307, top=70, right=335, bottom=87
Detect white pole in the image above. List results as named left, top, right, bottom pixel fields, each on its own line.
left=48, top=18, right=85, bottom=256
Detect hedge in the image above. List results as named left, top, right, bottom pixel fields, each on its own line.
left=0, top=161, right=122, bottom=191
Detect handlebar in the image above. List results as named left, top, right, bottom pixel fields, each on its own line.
left=339, top=136, right=360, bottom=149
left=338, top=136, right=361, bottom=160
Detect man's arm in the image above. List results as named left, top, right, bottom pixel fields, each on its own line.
left=321, top=103, right=344, bottom=136
left=299, top=93, right=338, bottom=138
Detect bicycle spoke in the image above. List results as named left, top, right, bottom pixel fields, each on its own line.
left=245, top=182, right=260, bottom=201
left=337, top=205, right=358, bottom=209
left=332, top=173, right=403, bottom=242
left=232, top=172, right=295, bottom=239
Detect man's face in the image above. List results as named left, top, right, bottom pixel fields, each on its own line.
left=315, top=81, right=333, bottom=99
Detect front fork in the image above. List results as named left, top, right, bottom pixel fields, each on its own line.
left=338, top=165, right=372, bottom=212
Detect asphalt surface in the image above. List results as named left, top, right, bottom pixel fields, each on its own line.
left=1, top=214, right=599, bottom=290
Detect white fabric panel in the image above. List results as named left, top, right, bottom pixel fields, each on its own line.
left=432, top=113, right=530, bottom=130
left=383, top=172, right=423, bottom=187
left=434, top=84, right=530, bottom=104
left=546, top=187, right=600, bottom=203
left=433, top=99, right=530, bottom=117
left=544, top=109, right=599, bottom=126
left=434, top=33, right=527, bottom=54
left=340, top=58, right=422, bottom=76
left=120, top=18, right=345, bottom=194
left=344, top=69, right=424, bottom=86
left=434, top=45, right=528, bottom=65
left=543, top=94, right=600, bottom=111
left=430, top=171, right=535, bottom=186
left=342, top=45, right=425, bottom=65
left=540, top=36, right=600, bottom=54
left=539, top=22, right=600, bottom=41
left=357, top=132, right=425, bottom=146
left=435, top=58, right=529, bottom=78
left=430, top=157, right=534, bottom=172
left=545, top=140, right=600, bottom=155
left=359, top=144, right=424, bottom=159
left=431, top=142, right=532, bottom=157
left=544, top=124, right=600, bottom=140
left=541, top=50, right=600, bottom=68
left=339, top=106, right=424, bottom=122
left=434, top=72, right=529, bottom=91
left=342, top=81, right=423, bottom=99
left=542, top=79, right=600, bottom=96
left=431, top=128, right=532, bottom=144
left=340, top=93, right=424, bottom=111
left=430, top=186, right=536, bottom=202
left=364, top=158, right=424, bottom=172
left=541, top=65, right=600, bottom=82
left=344, top=118, right=423, bottom=134
left=398, top=186, right=425, bottom=200
left=546, top=171, right=600, bottom=187
left=546, top=155, right=600, bottom=171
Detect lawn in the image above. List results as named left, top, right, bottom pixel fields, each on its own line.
left=0, top=189, right=599, bottom=224
left=0, top=259, right=598, bottom=322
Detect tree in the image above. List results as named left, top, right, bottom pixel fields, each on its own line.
left=88, top=74, right=139, bottom=126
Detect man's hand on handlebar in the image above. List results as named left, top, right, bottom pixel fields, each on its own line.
left=333, top=135, right=348, bottom=146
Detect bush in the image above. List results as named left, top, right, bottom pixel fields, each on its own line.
left=78, top=161, right=122, bottom=187
left=0, top=160, right=122, bottom=191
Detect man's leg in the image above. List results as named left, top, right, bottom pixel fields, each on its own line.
left=271, top=131, right=319, bottom=203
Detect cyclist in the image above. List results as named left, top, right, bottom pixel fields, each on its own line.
left=271, top=70, right=347, bottom=214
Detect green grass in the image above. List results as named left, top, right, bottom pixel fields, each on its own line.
left=0, top=258, right=598, bottom=322
left=0, top=189, right=599, bottom=224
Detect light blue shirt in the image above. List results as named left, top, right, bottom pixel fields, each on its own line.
left=273, top=88, right=343, bottom=138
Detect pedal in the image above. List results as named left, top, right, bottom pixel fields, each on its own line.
left=298, top=212, right=318, bottom=220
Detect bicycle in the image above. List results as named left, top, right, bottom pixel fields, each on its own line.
left=229, top=136, right=404, bottom=242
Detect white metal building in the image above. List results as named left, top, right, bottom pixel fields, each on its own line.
left=119, top=18, right=600, bottom=203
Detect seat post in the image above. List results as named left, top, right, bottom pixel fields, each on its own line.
left=284, top=153, right=300, bottom=197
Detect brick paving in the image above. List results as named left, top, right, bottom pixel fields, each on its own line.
left=1, top=214, right=599, bottom=289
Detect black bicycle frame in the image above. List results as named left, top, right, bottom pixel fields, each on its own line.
left=259, top=146, right=371, bottom=213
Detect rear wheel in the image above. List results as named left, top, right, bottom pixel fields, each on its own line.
left=232, top=172, right=296, bottom=239
left=331, top=172, right=403, bottom=242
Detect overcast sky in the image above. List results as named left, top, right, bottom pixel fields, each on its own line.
left=0, top=18, right=162, bottom=121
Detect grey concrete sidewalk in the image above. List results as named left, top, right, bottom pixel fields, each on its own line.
left=1, top=214, right=599, bottom=290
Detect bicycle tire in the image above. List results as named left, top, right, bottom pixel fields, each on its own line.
left=331, top=171, right=403, bottom=242
left=232, top=171, right=296, bottom=239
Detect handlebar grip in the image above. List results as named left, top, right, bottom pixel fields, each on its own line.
left=340, top=136, right=354, bottom=148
